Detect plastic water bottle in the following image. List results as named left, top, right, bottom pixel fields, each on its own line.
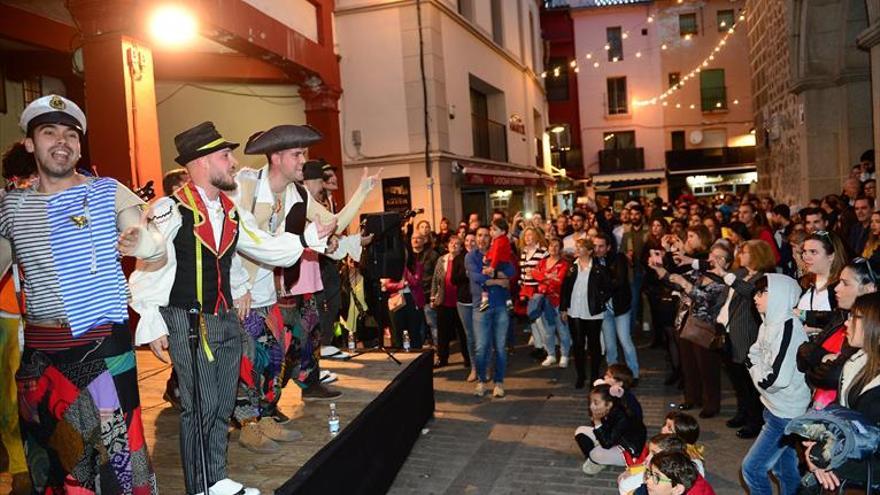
left=328, top=403, right=340, bottom=437
left=403, top=331, right=411, bottom=352
left=348, top=333, right=356, bottom=352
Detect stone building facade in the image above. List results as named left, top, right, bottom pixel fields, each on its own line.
left=747, top=0, right=874, bottom=205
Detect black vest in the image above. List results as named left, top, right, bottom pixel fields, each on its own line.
left=168, top=199, right=239, bottom=313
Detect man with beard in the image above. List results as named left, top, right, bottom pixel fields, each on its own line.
left=235, top=126, right=378, bottom=405
left=621, top=204, right=648, bottom=333
left=0, top=95, right=166, bottom=493
left=129, top=121, right=333, bottom=495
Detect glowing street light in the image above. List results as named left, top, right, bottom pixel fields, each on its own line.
left=149, top=5, right=198, bottom=47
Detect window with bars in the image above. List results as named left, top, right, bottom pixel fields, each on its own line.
left=700, top=69, right=727, bottom=111
left=679, top=13, right=698, bottom=36
left=546, top=57, right=569, bottom=101
left=606, top=77, right=628, bottom=115
left=22, top=76, right=41, bottom=106
left=717, top=10, right=735, bottom=31
left=607, top=26, right=623, bottom=61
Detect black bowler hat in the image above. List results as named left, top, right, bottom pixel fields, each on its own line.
left=243, top=124, right=323, bottom=155
left=174, top=121, right=239, bottom=165
left=302, top=160, right=326, bottom=180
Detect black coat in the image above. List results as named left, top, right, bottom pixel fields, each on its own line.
left=594, top=405, right=647, bottom=457
left=723, top=268, right=764, bottom=363
left=450, top=251, right=472, bottom=304
left=598, top=253, right=631, bottom=316
left=559, top=259, right=612, bottom=317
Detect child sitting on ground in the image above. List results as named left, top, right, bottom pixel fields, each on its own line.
left=479, top=218, right=515, bottom=311
left=645, top=451, right=716, bottom=494
left=618, top=433, right=689, bottom=495
left=601, top=364, right=643, bottom=422
left=575, top=383, right=647, bottom=476
left=661, top=411, right=706, bottom=474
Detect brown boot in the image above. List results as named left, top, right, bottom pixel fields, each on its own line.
left=238, top=422, right=279, bottom=454
left=258, top=417, right=303, bottom=443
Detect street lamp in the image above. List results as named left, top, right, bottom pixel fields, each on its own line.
left=149, top=5, right=198, bottom=47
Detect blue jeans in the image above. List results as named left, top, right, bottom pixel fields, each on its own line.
left=528, top=295, right=571, bottom=356
left=474, top=305, right=509, bottom=384
left=456, top=302, right=477, bottom=370
left=424, top=305, right=438, bottom=345
left=630, top=269, right=644, bottom=332
left=602, top=308, right=640, bottom=377
left=741, top=409, right=800, bottom=495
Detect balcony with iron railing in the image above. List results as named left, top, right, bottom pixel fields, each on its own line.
left=700, top=86, right=727, bottom=112
left=598, top=147, right=644, bottom=173
left=665, top=146, right=756, bottom=172
left=472, top=115, right=508, bottom=163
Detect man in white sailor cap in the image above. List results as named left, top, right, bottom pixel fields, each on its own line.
left=0, top=94, right=166, bottom=493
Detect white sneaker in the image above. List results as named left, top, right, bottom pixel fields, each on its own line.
left=493, top=384, right=505, bottom=398
left=541, top=355, right=557, bottom=367
left=559, top=356, right=569, bottom=368
left=581, top=459, right=605, bottom=476
left=320, top=346, right=341, bottom=358
left=319, top=370, right=338, bottom=384
left=474, top=382, right=486, bottom=397
left=194, top=478, right=260, bottom=495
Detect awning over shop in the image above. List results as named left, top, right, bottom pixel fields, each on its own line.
left=463, top=166, right=554, bottom=188
left=666, top=165, right=756, bottom=176
left=592, top=169, right=665, bottom=190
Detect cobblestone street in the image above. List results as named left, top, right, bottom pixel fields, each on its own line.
left=389, top=332, right=751, bottom=495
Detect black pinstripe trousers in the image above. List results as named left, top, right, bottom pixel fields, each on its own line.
left=161, top=306, right=242, bottom=494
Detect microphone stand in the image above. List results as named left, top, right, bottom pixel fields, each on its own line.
left=188, top=303, right=211, bottom=495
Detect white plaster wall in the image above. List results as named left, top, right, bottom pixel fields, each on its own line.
left=572, top=5, right=666, bottom=172
left=335, top=7, right=411, bottom=159
left=154, top=82, right=305, bottom=173
left=243, top=0, right=318, bottom=42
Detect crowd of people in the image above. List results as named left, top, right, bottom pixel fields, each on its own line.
left=359, top=168, right=880, bottom=494
left=0, top=92, right=878, bottom=495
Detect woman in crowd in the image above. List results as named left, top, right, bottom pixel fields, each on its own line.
left=652, top=227, right=727, bottom=418
left=643, top=219, right=676, bottom=359
left=807, top=290, right=880, bottom=491
left=382, top=245, right=426, bottom=349
left=789, top=229, right=808, bottom=280
left=797, top=231, right=847, bottom=335
left=862, top=210, right=880, bottom=259
left=431, top=236, right=470, bottom=369
left=453, top=232, right=479, bottom=382
left=560, top=238, right=612, bottom=388
left=436, top=217, right=454, bottom=253
left=529, top=236, right=571, bottom=368
left=797, top=257, right=877, bottom=408
left=519, top=227, right=549, bottom=361
left=716, top=240, right=777, bottom=438
left=416, top=219, right=437, bottom=251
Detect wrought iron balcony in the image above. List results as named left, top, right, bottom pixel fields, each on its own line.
left=598, top=147, right=645, bottom=173
left=665, top=146, right=756, bottom=172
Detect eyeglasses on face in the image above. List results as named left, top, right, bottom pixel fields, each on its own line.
left=644, top=468, right=673, bottom=485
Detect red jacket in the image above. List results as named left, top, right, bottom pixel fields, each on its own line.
left=688, top=475, right=716, bottom=495
left=530, top=257, right=568, bottom=308
left=486, top=234, right=514, bottom=268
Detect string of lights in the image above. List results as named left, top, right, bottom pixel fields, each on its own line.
left=540, top=5, right=746, bottom=100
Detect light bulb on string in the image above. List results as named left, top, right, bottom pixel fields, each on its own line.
left=661, top=44, right=668, bottom=50
left=586, top=53, right=593, bottom=59
left=604, top=44, right=610, bottom=50
left=684, top=34, right=692, bottom=41
left=622, top=32, right=629, bottom=39
left=733, top=99, right=739, bottom=105
left=612, top=56, right=619, bottom=62
left=574, top=66, right=580, bottom=73
left=553, top=67, right=560, bottom=77
left=675, top=103, right=681, bottom=109
left=540, top=71, right=547, bottom=78
left=635, top=51, right=642, bottom=58
left=647, top=16, right=654, bottom=23
left=570, top=60, right=577, bottom=68
left=593, top=61, right=600, bottom=68
left=689, top=104, right=696, bottom=109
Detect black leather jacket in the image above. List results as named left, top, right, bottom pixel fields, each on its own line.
left=559, top=258, right=612, bottom=317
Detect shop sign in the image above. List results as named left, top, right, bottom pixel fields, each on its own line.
left=508, top=114, right=526, bottom=135
left=464, top=172, right=540, bottom=187
left=382, top=177, right=412, bottom=212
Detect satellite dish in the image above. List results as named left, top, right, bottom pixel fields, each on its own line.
left=689, top=130, right=703, bottom=145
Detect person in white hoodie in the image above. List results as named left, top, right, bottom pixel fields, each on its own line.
left=741, top=273, right=811, bottom=495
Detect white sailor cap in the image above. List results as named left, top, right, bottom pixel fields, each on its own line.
left=19, top=94, right=87, bottom=135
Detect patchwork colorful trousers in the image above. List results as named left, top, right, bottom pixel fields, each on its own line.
left=16, top=322, right=157, bottom=494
